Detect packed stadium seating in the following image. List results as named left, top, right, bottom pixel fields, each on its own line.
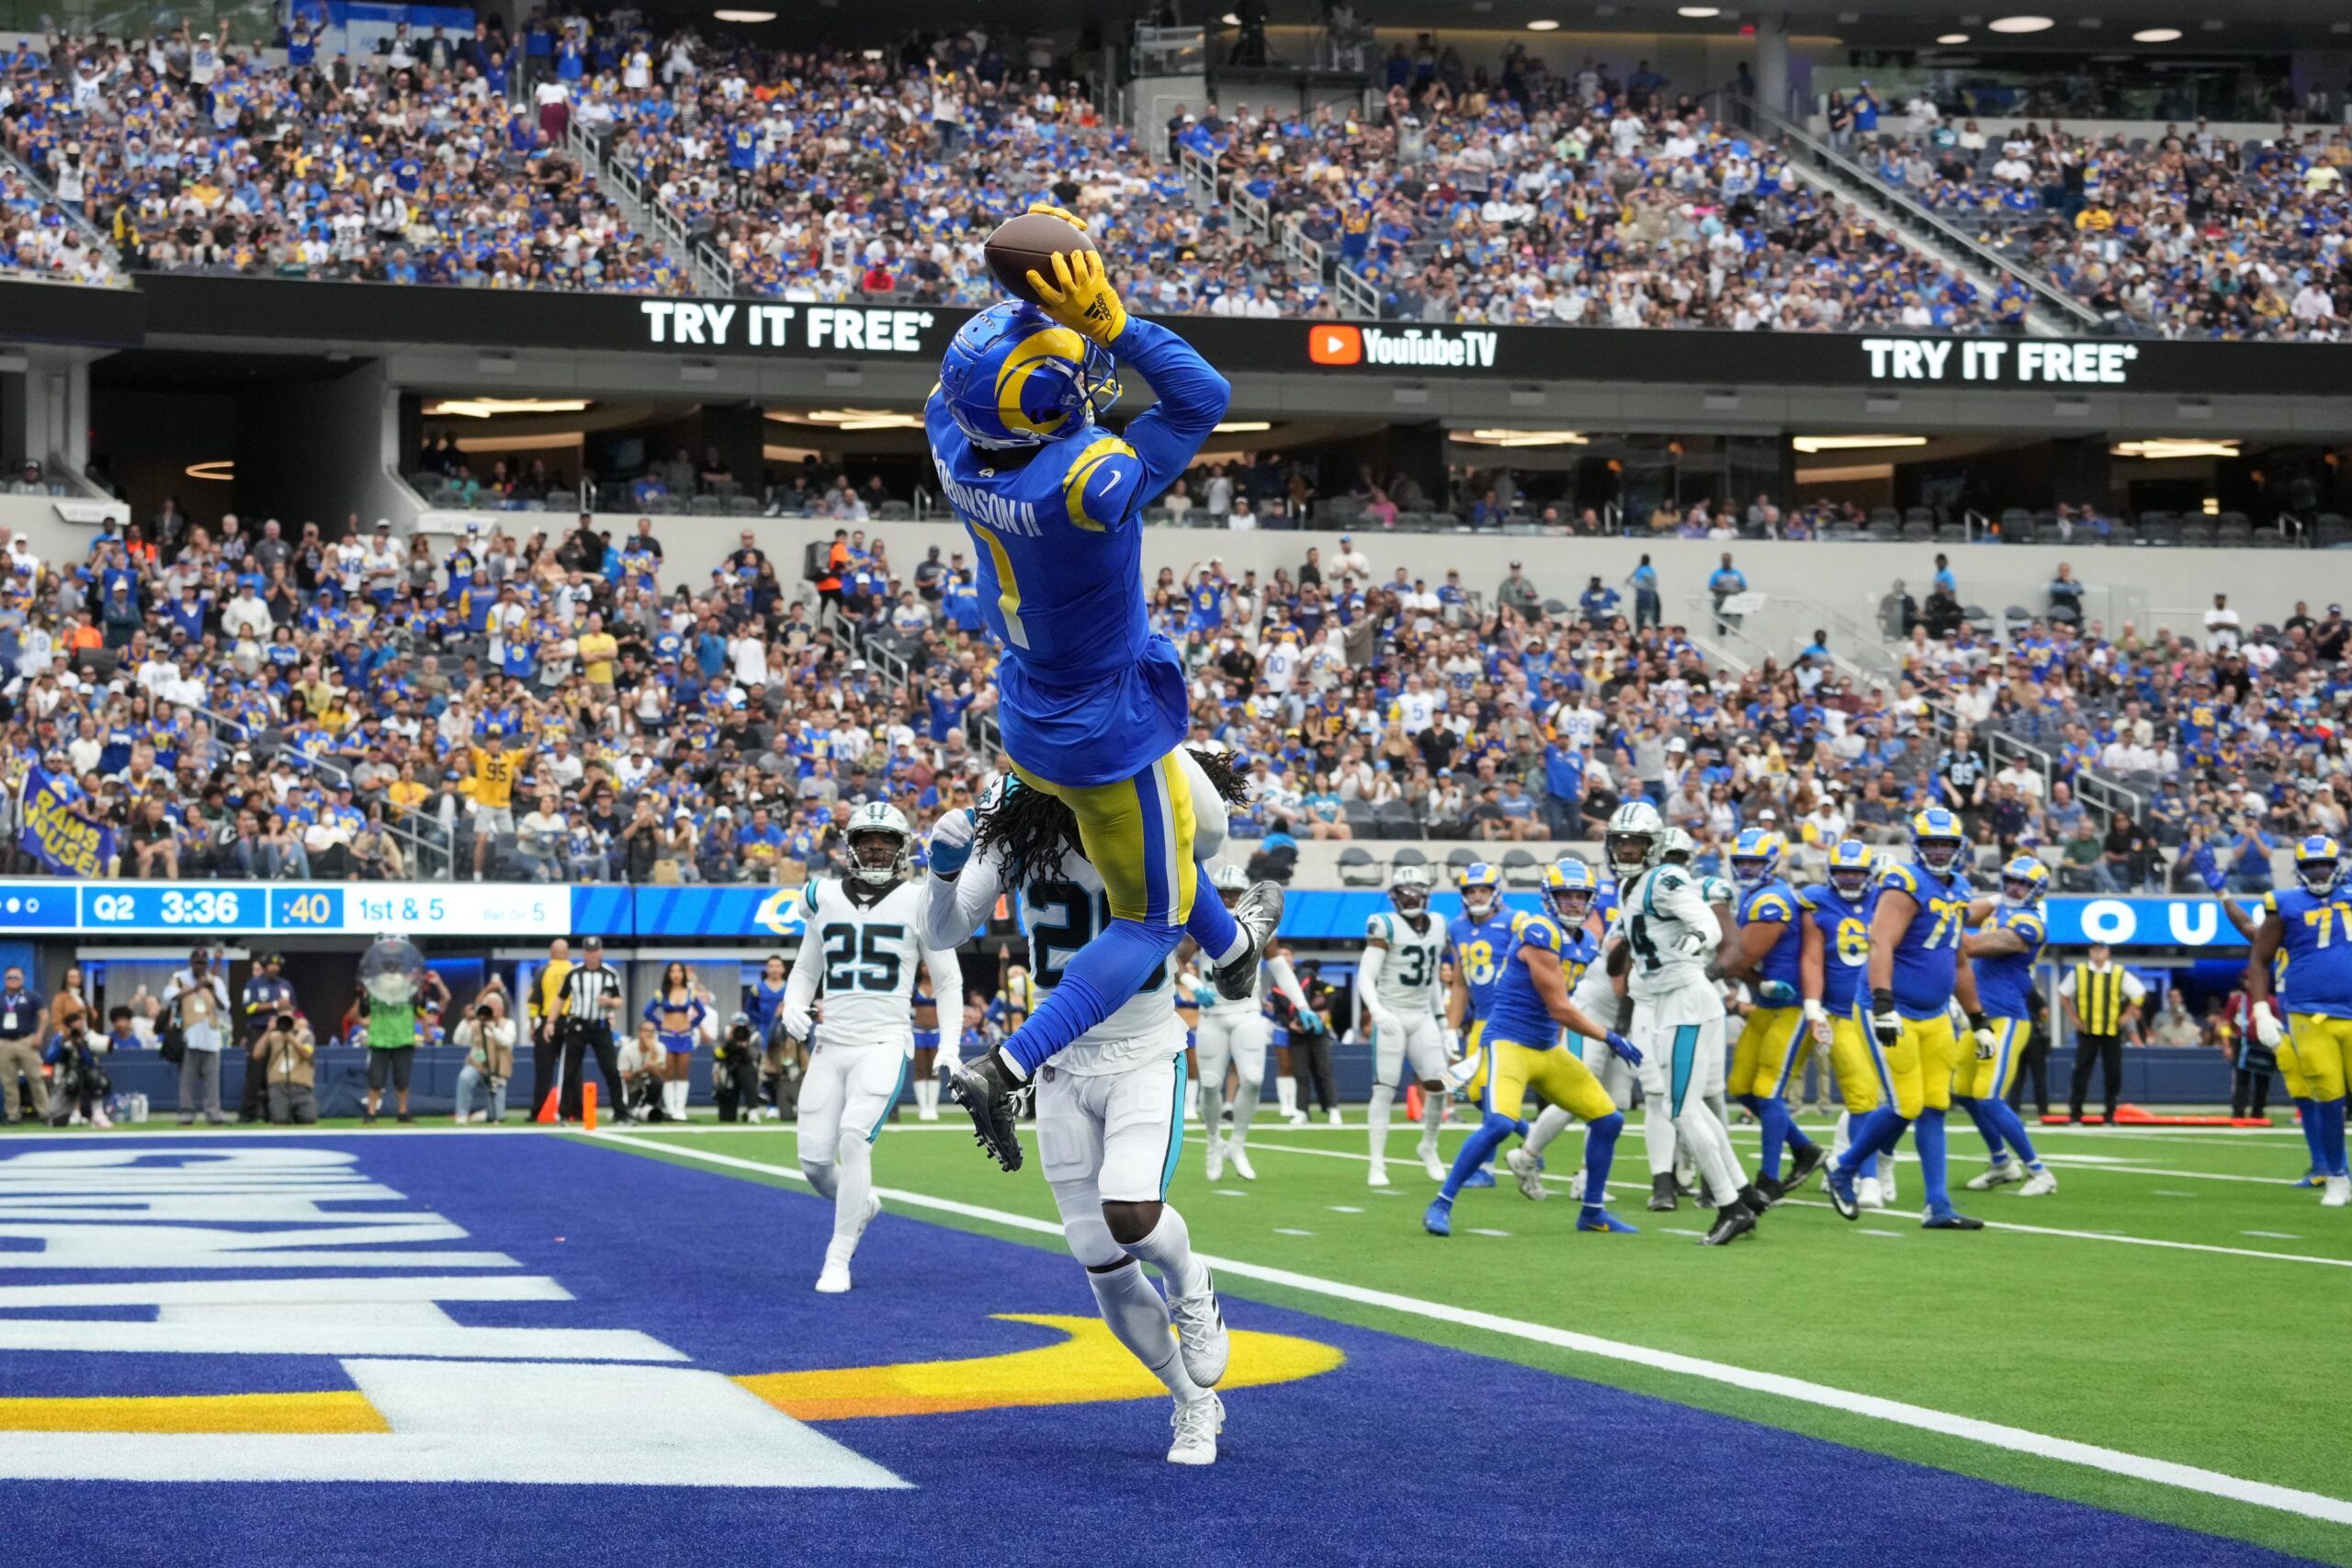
left=7, top=491, right=2341, bottom=906
left=1824, top=117, right=2352, bottom=340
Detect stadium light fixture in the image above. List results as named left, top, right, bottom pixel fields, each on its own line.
left=1936, top=32, right=1970, bottom=43
left=424, top=397, right=594, bottom=419
left=1220, top=12, right=1241, bottom=24
left=1455, top=428, right=1588, bottom=447
left=2111, top=438, right=2238, bottom=459
left=185, top=459, right=233, bottom=482
left=712, top=8, right=776, bottom=21
left=766, top=408, right=928, bottom=432
left=1526, top=17, right=1561, bottom=29
left=1213, top=421, right=1272, bottom=433
left=1987, top=14, right=2053, bottom=31
left=2132, top=26, right=2181, bottom=40
left=1676, top=6, right=1720, bottom=16
left=1790, top=434, right=1928, bottom=453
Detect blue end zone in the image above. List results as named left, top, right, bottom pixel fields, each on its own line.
left=0, top=1133, right=2315, bottom=1568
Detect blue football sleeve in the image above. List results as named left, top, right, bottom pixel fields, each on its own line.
left=1108, top=317, right=1231, bottom=498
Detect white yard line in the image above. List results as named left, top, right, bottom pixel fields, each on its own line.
left=586, top=1130, right=2352, bottom=1529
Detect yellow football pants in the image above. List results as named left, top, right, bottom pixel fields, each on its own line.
left=1487, top=1038, right=1617, bottom=1125
left=1863, top=1012, right=1960, bottom=1119
left=2284, top=1014, right=2352, bottom=1102
left=1727, top=1005, right=1806, bottom=1099
left=1009, top=750, right=1197, bottom=926
left=1952, top=1016, right=2030, bottom=1101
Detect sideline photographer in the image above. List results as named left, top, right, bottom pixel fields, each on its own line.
left=257, top=1012, right=318, bottom=1125
left=453, top=987, right=518, bottom=1124
left=44, top=1018, right=110, bottom=1128
left=714, top=1010, right=763, bottom=1122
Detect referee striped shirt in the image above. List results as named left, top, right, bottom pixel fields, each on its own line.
left=558, top=962, right=622, bottom=1021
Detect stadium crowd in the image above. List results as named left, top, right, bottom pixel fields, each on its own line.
left=1, top=16, right=695, bottom=290
left=0, top=475, right=2339, bottom=907
left=1190, top=53, right=2032, bottom=332
left=1825, top=114, right=2352, bottom=341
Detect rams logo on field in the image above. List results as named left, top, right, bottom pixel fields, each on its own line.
left=753, top=886, right=807, bottom=936
left=993, top=326, right=1088, bottom=440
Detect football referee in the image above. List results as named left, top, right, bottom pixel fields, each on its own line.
left=2061, top=941, right=2144, bottom=1125
left=556, top=936, right=628, bottom=1123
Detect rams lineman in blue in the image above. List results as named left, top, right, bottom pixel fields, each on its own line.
left=1825, top=808, right=1995, bottom=1230
left=930, top=208, right=1280, bottom=1170
left=1959, top=857, right=2057, bottom=1197
left=2247, top=835, right=2352, bottom=1208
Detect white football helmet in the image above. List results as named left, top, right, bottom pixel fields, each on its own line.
left=1659, top=826, right=1697, bottom=864
left=1605, top=800, right=1666, bottom=878
left=844, top=801, right=913, bottom=886
left=1389, top=863, right=1431, bottom=915
left=1209, top=863, right=1250, bottom=900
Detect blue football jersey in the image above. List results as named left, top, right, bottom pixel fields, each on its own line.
left=2267, top=886, right=2352, bottom=1019
left=1875, top=860, right=1973, bottom=1019
left=1448, top=908, right=1523, bottom=1022
left=1973, top=907, right=2046, bottom=1019
left=923, top=318, right=1227, bottom=787
left=1798, top=883, right=1871, bottom=1018
left=1736, top=879, right=1803, bottom=993
left=1485, top=915, right=1598, bottom=1051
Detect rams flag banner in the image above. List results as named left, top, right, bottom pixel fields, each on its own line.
left=17, top=769, right=112, bottom=878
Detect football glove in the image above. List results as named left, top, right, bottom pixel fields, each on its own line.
left=2253, top=1000, right=2284, bottom=1049
left=1366, top=1006, right=1401, bottom=1039
left=1024, top=201, right=1090, bottom=231
left=927, top=807, right=977, bottom=878
left=1026, top=246, right=1128, bottom=348
left=780, top=1002, right=814, bottom=1045
left=1757, top=979, right=1799, bottom=1008
left=1869, top=989, right=1902, bottom=1050
left=1604, top=1031, right=1643, bottom=1067
left=1968, top=1010, right=1997, bottom=1062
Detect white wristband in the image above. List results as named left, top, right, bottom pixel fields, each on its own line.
left=1803, top=999, right=1826, bottom=1023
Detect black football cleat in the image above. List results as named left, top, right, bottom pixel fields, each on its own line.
left=1923, top=1208, right=1986, bottom=1231
left=948, top=1052, right=1025, bottom=1172
left=1212, top=882, right=1285, bottom=1002
left=1700, top=1198, right=1758, bottom=1246
left=1753, top=1173, right=1787, bottom=1209
left=1646, top=1172, right=1679, bottom=1212
left=1783, top=1142, right=1827, bottom=1192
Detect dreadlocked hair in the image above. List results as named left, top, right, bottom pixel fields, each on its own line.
left=974, top=747, right=1254, bottom=893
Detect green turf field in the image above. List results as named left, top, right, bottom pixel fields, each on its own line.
left=585, top=1111, right=2352, bottom=1565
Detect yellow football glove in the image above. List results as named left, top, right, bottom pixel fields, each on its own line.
left=1025, top=247, right=1128, bottom=348
left=1024, top=201, right=1090, bottom=232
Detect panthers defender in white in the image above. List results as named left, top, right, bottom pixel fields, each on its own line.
left=1605, top=801, right=1770, bottom=1246
left=781, top=803, right=963, bottom=1294
left=921, top=771, right=1233, bottom=1465
left=1187, top=864, right=1314, bottom=1182
left=1361, top=863, right=1453, bottom=1188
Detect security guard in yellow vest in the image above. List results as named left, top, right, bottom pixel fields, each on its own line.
left=2059, top=942, right=2144, bottom=1124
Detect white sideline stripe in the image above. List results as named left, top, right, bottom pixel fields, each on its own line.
left=1245, top=1140, right=2352, bottom=1271
left=585, top=1130, right=2352, bottom=1529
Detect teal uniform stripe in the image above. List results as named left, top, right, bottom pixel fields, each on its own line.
left=1159, top=1054, right=1189, bottom=1197
left=866, top=1055, right=911, bottom=1143
left=1669, top=1024, right=1699, bottom=1117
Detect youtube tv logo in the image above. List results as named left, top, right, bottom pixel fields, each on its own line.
left=1307, top=324, right=1363, bottom=365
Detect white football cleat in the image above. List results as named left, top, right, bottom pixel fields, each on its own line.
left=2017, top=1168, right=2057, bottom=1197
left=1856, top=1178, right=1885, bottom=1210
left=1419, top=1143, right=1445, bottom=1182
left=1285, top=1109, right=1309, bottom=1127
left=1566, top=1168, right=1587, bottom=1202
left=2323, top=1175, right=2351, bottom=1209
left=1227, top=1146, right=1256, bottom=1181
left=1204, top=1137, right=1225, bottom=1182
left=814, top=1260, right=852, bottom=1293
left=1167, top=1393, right=1225, bottom=1465
left=1367, top=1163, right=1390, bottom=1189
left=1166, top=1270, right=1229, bottom=1388
left=1327, top=1109, right=1342, bottom=1126
left=1506, top=1146, right=1549, bottom=1201
left=1965, top=1160, right=2023, bottom=1191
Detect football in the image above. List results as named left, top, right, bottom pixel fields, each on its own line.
left=984, top=211, right=1100, bottom=306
